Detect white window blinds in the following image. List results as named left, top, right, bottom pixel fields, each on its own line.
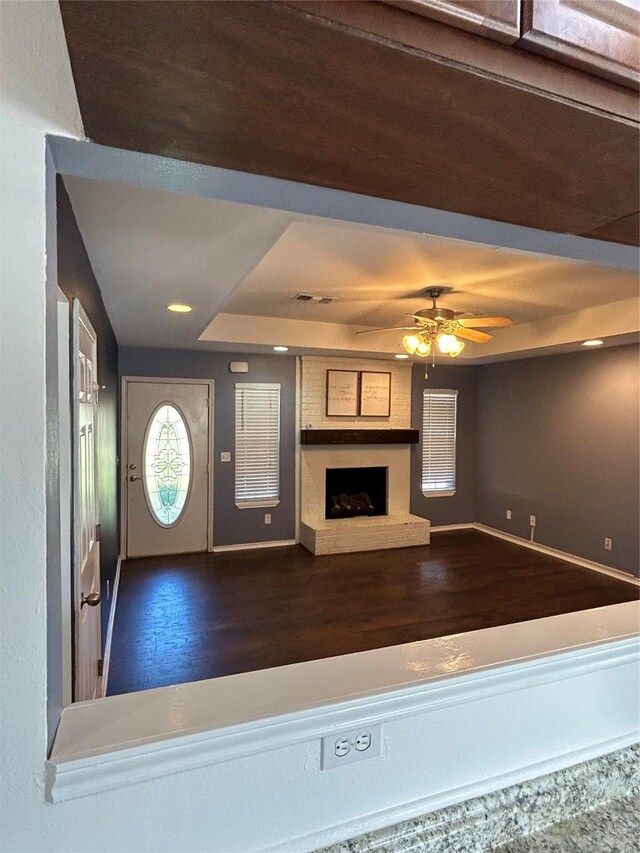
left=422, top=389, right=457, bottom=496
left=235, top=383, right=281, bottom=507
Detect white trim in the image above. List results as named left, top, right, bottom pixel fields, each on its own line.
left=208, top=383, right=215, bottom=552
left=120, top=377, right=215, bottom=557
left=56, top=290, right=73, bottom=708
left=100, top=555, right=121, bottom=697
left=46, top=602, right=639, bottom=802
left=262, top=732, right=639, bottom=853
left=212, top=539, right=297, bottom=553
left=430, top=523, right=475, bottom=532
left=118, top=375, right=127, bottom=560
left=474, top=523, right=640, bottom=586
left=235, top=498, right=280, bottom=509
left=294, top=356, right=301, bottom=544
left=422, top=489, right=456, bottom=498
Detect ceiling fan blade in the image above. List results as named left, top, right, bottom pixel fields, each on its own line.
left=455, top=327, right=493, bottom=343
left=356, top=326, right=421, bottom=335
left=406, top=314, right=437, bottom=324
left=457, top=317, right=513, bottom=328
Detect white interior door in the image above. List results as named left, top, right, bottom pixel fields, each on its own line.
left=125, top=380, right=211, bottom=558
left=72, top=300, right=102, bottom=702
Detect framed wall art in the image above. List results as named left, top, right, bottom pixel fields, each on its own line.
left=326, top=369, right=359, bottom=417
left=359, top=371, right=391, bottom=417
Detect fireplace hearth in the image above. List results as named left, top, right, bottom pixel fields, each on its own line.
left=325, top=466, right=388, bottom=519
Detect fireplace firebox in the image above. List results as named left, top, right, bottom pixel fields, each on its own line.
left=325, top=466, right=388, bottom=520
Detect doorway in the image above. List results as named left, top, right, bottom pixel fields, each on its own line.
left=122, top=378, right=213, bottom=558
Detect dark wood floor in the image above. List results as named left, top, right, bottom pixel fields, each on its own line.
left=107, top=531, right=638, bottom=696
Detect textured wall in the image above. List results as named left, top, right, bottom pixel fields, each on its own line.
left=410, top=363, right=478, bottom=527
left=301, top=356, right=412, bottom=429
left=476, top=345, right=640, bottom=575
left=57, top=177, right=120, bottom=649
left=119, top=347, right=297, bottom=545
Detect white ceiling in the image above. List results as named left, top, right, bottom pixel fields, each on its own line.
left=63, top=177, right=292, bottom=348
left=64, top=176, right=640, bottom=360
left=223, top=220, right=639, bottom=326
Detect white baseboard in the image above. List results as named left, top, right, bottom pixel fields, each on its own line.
left=212, top=539, right=297, bottom=553
left=430, top=523, right=475, bottom=533
left=101, top=555, right=122, bottom=697
left=474, top=523, right=639, bottom=587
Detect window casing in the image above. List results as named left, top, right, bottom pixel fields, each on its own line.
left=422, top=389, right=457, bottom=497
left=235, top=383, right=281, bottom=508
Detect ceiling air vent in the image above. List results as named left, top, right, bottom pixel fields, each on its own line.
left=293, top=294, right=334, bottom=304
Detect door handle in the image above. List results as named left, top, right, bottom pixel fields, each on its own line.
left=129, top=475, right=142, bottom=482
left=81, top=591, right=101, bottom=608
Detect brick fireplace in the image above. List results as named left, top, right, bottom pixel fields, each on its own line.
left=299, top=356, right=431, bottom=556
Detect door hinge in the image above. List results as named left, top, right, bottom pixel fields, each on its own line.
left=95, top=523, right=101, bottom=542
left=97, top=658, right=103, bottom=677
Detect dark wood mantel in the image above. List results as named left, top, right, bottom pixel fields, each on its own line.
left=301, top=429, right=419, bottom=445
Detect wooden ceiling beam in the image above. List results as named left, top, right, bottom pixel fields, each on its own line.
left=60, top=0, right=639, bottom=244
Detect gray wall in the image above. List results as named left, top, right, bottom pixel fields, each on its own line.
left=57, top=177, right=120, bottom=651
left=476, top=345, right=640, bottom=576
left=119, top=348, right=297, bottom=545
left=411, top=363, right=478, bottom=526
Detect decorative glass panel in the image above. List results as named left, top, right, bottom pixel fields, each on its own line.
left=144, top=403, right=192, bottom=526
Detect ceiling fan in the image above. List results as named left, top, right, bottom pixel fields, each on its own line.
left=357, top=287, right=513, bottom=358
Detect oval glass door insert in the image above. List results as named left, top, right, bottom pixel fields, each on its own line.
left=143, top=403, right=192, bottom=526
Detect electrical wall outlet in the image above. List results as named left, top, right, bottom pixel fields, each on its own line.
left=506, top=509, right=512, bottom=520
left=321, top=724, right=382, bottom=769
left=604, top=537, right=613, bottom=551
left=529, top=515, right=536, bottom=527
left=220, top=451, right=231, bottom=462
left=264, top=513, right=272, bottom=525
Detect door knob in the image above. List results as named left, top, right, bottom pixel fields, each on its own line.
left=129, top=475, right=142, bottom=482
left=81, top=591, right=101, bottom=608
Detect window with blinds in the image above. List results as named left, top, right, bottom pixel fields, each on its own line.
left=235, top=383, right=281, bottom=507
left=422, top=389, right=457, bottom=496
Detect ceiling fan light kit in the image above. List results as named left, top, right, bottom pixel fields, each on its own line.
left=361, top=286, right=512, bottom=369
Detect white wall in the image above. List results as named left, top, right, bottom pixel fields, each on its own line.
left=0, top=0, right=83, bottom=843
left=1, top=8, right=637, bottom=853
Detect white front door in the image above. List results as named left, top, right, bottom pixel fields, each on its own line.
left=125, top=380, right=211, bottom=558
left=72, top=301, right=102, bottom=702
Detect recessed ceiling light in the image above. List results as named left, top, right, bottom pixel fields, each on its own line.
left=582, top=339, right=603, bottom=347
left=167, top=303, right=192, bottom=313
left=395, top=353, right=410, bottom=359
left=273, top=345, right=289, bottom=352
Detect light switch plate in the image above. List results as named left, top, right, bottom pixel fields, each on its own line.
left=220, top=451, right=231, bottom=462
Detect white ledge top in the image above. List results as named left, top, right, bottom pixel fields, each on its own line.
left=51, top=601, right=639, bottom=770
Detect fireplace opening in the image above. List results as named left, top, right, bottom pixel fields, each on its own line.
left=325, top=466, right=388, bottom=520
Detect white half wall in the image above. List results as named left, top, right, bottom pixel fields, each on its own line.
left=46, top=603, right=640, bottom=852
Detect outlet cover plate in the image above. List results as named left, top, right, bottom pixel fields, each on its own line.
left=321, top=724, right=382, bottom=770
